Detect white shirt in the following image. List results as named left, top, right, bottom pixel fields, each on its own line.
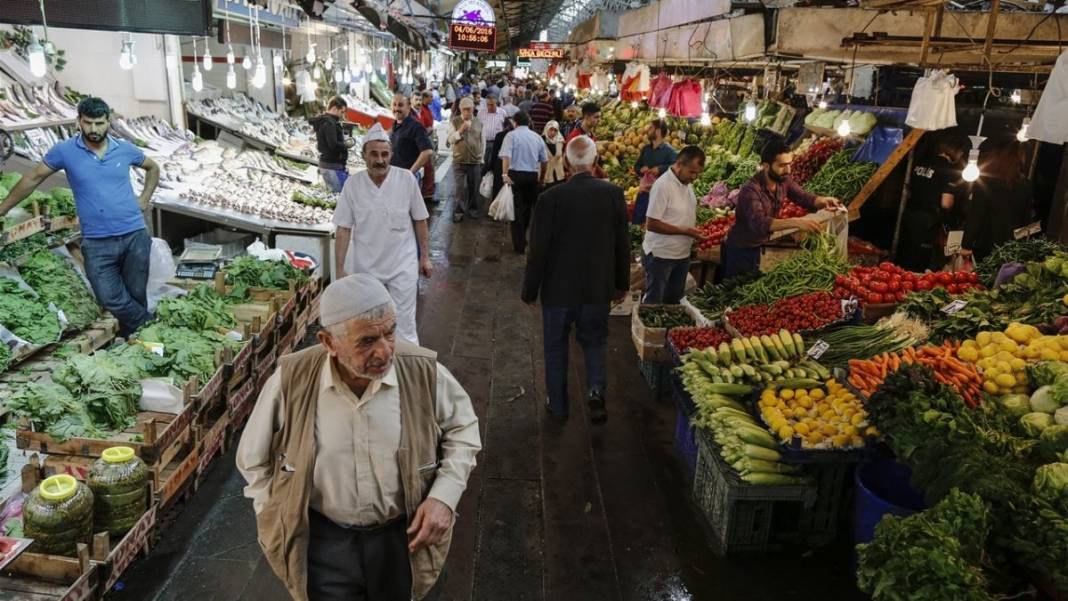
left=236, top=357, right=482, bottom=525
left=480, top=108, right=505, bottom=141
left=642, top=167, right=697, bottom=260
left=333, top=167, right=429, bottom=279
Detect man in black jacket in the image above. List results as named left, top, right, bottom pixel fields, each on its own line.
left=309, top=96, right=354, bottom=192
left=521, top=135, right=630, bottom=423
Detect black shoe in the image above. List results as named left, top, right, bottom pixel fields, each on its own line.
left=544, top=401, right=568, bottom=421
left=588, top=392, right=607, bottom=424
left=452, top=213, right=464, bottom=223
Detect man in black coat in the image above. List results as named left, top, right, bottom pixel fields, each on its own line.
left=521, top=135, right=631, bottom=423
left=308, top=96, right=354, bottom=193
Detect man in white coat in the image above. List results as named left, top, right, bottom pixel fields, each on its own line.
left=334, top=124, right=432, bottom=344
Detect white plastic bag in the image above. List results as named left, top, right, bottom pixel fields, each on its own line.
left=1029, top=51, right=1068, bottom=144
left=146, top=238, right=177, bottom=313
left=488, top=184, right=514, bottom=222
left=138, top=378, right=184, bottom=414
left=479, top=172, right=494, bottom=198
left=905, top=70, right=958, bottom=131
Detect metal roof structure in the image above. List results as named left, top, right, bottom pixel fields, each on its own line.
left=545, top=0, right=653, bottom=42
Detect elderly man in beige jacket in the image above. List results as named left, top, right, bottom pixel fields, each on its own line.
left=237, top=274, right=481, bottom=601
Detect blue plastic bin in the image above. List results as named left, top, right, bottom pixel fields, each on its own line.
left=853, top=459, right=926, bottom=547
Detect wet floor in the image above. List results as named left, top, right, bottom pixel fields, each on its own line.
left=108, top=163, right=866, bottom=601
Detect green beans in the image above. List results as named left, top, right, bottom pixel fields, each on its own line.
left=734, top=234, right=850, bottom=307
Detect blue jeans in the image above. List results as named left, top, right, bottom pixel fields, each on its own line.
left=631, top=190, right=651, bottom=225
left=719, top=243, right=762, bottom=282
left=319, top=168, right=348, bottom=193
left=81, top=229, right=153, bottom=337
left=642, top=254, right=690, bottom=304
left=542, top=304, right=609, bottom=416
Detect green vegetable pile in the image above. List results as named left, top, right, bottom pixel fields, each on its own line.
left=0, top=277, right=61, bottom=344
left=0, top=342, right=9, bottom=373
left=686, top=271, right=763, bottom=320
left=857, top=489, right=994, bottom=601
left=975, top=238, right=1061, bottom=287
left=291, top=188, right=337, bottom=209
left=134, top=323, right=241, bottom=386
left=224, top=255, right=308, bottom=293
left=54, top=352, right=141, bottom=431
left=637, top=306, right=694, bottom=329
left=6, top=381, right=103, bottom=441
left=18, top=250, right=100, bottom=330
left=803, top=149, right=877, bottom=205
left=865, top=365, right=1068, bottom=594
left=0, top=228, right=76, bottom=264
left=724, top=154, right=760, bottom=189
left=732, top=233, right=850, bottom=306
left=156, top=284, right=236, bottom=331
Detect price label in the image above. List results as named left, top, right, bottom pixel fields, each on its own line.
left=941, top=300, right=968, bottom=315
left=944, top=230, right=963, bottom=256
left=841, top=298, right=859, bottom=316
left=807, top=339, right=830, bottom=360
left=1013, top=221, right=1043, bottom=240
left=142, top=341, right=165, bottom=357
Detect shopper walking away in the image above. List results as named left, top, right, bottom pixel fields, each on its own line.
left=487, top=115, right=516, bottom=204
left=334, top=124, right=433, bottom=345
left=479, top=94, right=506, bottom=176
left=309, top=96, right=355, bottom=193
left=415, top=91, right=437, bottom=202
left=721, top=139, right=842, bottom=281
left=389, top=94, right=434, bottom=182
left=897, top=136, right=966, bottom=271
left=631, top=119, right=678, bottom=225
left=529, top=92, right=556, bottom=134
left=962, top=140, right=1034, bottom=261
left=522, top=136, right=630, bottom=423
left=448, top=97, right=484, bottom=223
left=500, top=111, right=548, bottom=254
left=237, top=273, right=481, bottom=601
left=541, top=120, right=567, bottom=189
left=0, top=97, right=160, bottom=337
left=518, top=91, right=534, bottom=114
left=641, top=146, right=707, bottom=304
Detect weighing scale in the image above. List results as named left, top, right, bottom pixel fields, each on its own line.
left=176, top=245, right=223, bottom=280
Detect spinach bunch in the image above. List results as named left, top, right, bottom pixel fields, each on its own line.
left=0, top=277, right=61, bottom=344
left=0, top=232, right=49, bottom=263
left=5, top=381, right=103, bottom=442
left=156, top=284, right=235, bottom=331
left=0, top=342, right=9, bottom=373
left=134, top=323, right=240, bottom=386
left=19, top=250, right=100, bottom=330
left=54, top=352, right=142, bottom=431
left=224, top=255, right=308, bottom=293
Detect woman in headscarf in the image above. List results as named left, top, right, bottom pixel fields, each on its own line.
left=541, top=120, right=566, bottom=190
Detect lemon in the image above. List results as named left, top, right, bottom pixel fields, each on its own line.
left=1010, top=357, right=1026, bottom=370
left=794, top=422, right=811, bottom=436
left=957, top=346, right=980, bottom=362
left=780, top=389, right=794, bottom=400
left=977, top=331, right=992, bottom=346
left=1042, top=350, right=1060, bottom=361
left=983, top=380, right=1000, bottom=394
left=810, top=389, right=826, bottom=400
left=865, top=425, right=880, bottom=437
left=980, top=345, right=998, bottom=358
left=831, top=434, right=850, bottom=448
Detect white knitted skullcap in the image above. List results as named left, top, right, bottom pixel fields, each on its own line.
left=319, top=274, right=394, bottom=327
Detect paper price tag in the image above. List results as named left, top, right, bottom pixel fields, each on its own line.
left=941, top=300, right=968, bottom=315
left=944, top=230, right=963, bottom=256
left=807, top=339, right=830, bottom=360
left=1013, top=221, right=1043, bottom=240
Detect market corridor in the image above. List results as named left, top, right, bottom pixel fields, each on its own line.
left=107, top=173, right=863, bottom=601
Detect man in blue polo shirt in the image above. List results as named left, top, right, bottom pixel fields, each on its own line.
left=0, top=97, right=161, bottom=337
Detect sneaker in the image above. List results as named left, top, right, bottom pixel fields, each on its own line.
left=452, top=213, right=464, bottom=223
left=588, top=392, right=607, bottom=424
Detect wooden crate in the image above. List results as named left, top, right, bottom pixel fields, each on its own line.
left=632, top=332, right=672, bottom=362
left=631, top=304, right=690, bottom=347
left=65, top=317, right=119, bottom=355
left=0, top=215, right=46, bottom=247
left=45, top=216, right=80, bottom=233
left=0, top=544, right=99, bottom=601
left=227, top=377, right=257, bottom=423
left=151, top=439, right=200, bottom=511
left=195, top=411, right=231, bottom=477
left=225, top=340, right=253, bottom=392
left=277, top=322, right=298, bottom=359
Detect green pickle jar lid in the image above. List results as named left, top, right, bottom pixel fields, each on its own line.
left=39, top=474, right=77, bottom=501
left=102, top=446, right=136, bottom=464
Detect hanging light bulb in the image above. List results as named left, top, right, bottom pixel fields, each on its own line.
left=1017, top=117, right=1031, bottom=143
left=817, top=99, right=828, bottom=110
left=325, top=56, right=333, bottom=70
left=226, top=65, right=237, bottom=89
left=243, top=54, right=252, bottom=70
left=630, top=101, right=638, bottom=109
left=1010, top=89, right=1022, bottom=104
left=962, top=135, right=985, bottom=183
left=226, top=45, right=235, bottom=65
left=202, top=39, right=213, bottom=71
left=305, top=45, right=315, bottom=65
left=744, top=100, right=757, bottom=123
left=658, top=107, right=666, bottom=119
left=313, top=64, right=322, bottom=79
left=191, top=67, right=203, bottom=92
left=253, top=58, right=267, bottom=88
left=333, top=68, right=343, bottom=83
left=700, top=112, right=711, bottom=127
left=118, top=39, right=136, bottom=70
left=837, top=119, right=852, bottom=137
left=27, top=34, right=46, bottom=78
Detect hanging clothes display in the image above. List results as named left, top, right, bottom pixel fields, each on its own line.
left=620, top=62, right=650, bottom=102
left=905, top=69, right=959, bottom=131
left=1029, top=50, right=1068, bottom=144
left=668, top=79, right=704, bottom=118
left=649, top=73, right=674, bottom=108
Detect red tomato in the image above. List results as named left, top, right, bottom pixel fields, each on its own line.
left=867, top=293, right=883, bottom=304
left=871, top=281, right=888, bottom=293
left=895, top=291, right=906, bottom=302
left=916, top=280, right=933, bottom=291
left=937, top=272, right=953, bottom=284
left=902, top=280, right=915, bottom=291
left=947, top=283, right=960, bottom=294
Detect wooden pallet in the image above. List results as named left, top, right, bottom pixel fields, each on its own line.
left=0, top=544, right=99, bottom=601
left=44, top=216, right=79, bottom=233
left=65, top=317, right=119, bottom=355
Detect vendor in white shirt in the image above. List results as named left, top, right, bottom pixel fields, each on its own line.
left=333, top=124, right=433, bottom=345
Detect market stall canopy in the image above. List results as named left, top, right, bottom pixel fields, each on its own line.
left=776, top=7, right=1068, bottom=71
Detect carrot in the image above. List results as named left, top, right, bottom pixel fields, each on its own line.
left=890, top=353, right=901, bottom=372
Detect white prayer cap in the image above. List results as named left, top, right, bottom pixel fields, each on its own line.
left=320, top=274, right=395, bottom=327
left=363, top=122, right=390, bottom=147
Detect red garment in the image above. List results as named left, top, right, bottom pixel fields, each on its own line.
left=577, top=73, right=592, bottom=90
left=621, top=73, right=643, bottom=102
left=648, top=73, right=673, bottom=108
left=417, top=106, right=434, bottom=129
left=417, top=106, right=435, bottom=199
left=668, top=79, right=704, bottom=118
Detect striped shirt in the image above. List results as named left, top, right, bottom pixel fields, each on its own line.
left=529, top=102, right=555, bottom=134
left=480, top=108, right=507, bottom=142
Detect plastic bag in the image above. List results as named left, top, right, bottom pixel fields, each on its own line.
left=138, top=378, right=185, bottom=414
left=668, top=80, right=704, bottom=118
left=852, top=126, right=903, bottom=165
left=479, top=172, right=494, bottom=198
left=905, top=70, right=959, bottom=131
left=146, top=238, right=177, bottom=313
left=649, top=73, right=674, bottom=108
left=1029, top=50, right=1068, bottom=144
left=488, top=184, right=514, bottom=222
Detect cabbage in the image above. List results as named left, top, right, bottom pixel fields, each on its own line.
left=1000, top=394, right=1032, bottom=418
left=1031, top=386, right=1061, bottom=414
left=1021, top=412, right=1055, bottom=437
left=1058, top=406, right=1068, bottom=425
left=833, top=110, right=852, bottom=129
left=1032, top=463, right=1068, bottom=513
left=1041, top=424, right=1068, bottom=457
left=804, top=109, right=824, bottom=126
left=813, top=110, right=840, bottom=129
left=848, top=111, right=878, bottom=135
left=1028, top=361, right=1068, bottom=388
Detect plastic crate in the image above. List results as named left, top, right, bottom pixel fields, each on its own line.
left=693, top=430, right=817, bottom=556
left=638, top=359, right=670, bottom=401
left=674, top=391, right=698, bottom=476
left=795, top=462, right=855, bottom=547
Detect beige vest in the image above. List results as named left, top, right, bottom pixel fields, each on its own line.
left=254, top=341, right=452, bottom=601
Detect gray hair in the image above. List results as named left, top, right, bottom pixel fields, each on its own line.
left=565, top=135, right=597, bottom=167
left=322, top=301, right=397, bottom=337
